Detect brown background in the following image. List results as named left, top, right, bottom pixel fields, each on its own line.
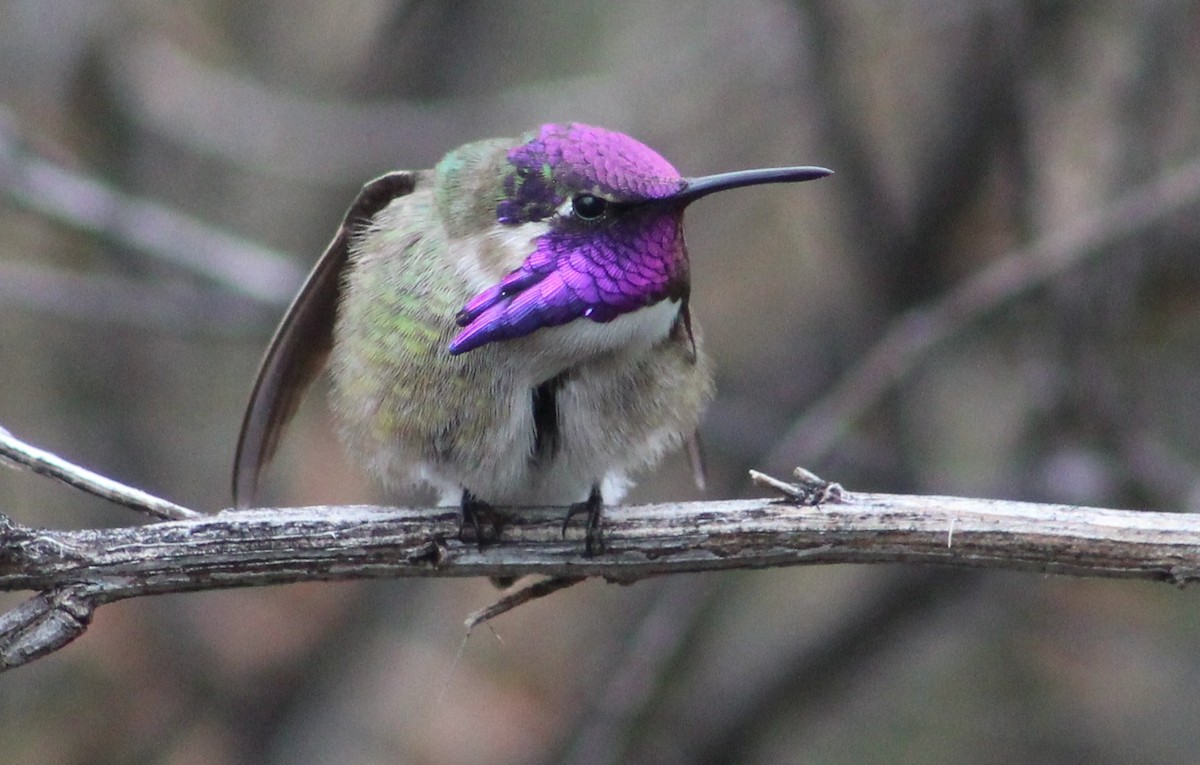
left=3, top=1, right=1200, bottom=763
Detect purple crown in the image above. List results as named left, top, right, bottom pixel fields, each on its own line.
left=450, top=124, right=690, bottom=355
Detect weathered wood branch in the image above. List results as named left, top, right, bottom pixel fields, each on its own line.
left=0, top=426, right=198, bottom=521
left=3, top=426, right=1199, bottom=673
left=4, top=478, right=1200, bottom=671
left=5, top=489, right=1200, bottom=597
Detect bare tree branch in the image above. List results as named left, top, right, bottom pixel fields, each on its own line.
left=465, top=576, right=586, bottom=629
left=107, top=36, right=626, bottom=182
left=0, top=583, right=97, bottom=670
left=771, top=153, right=1200, bottom=465
left=0, top=426, right=199, bottom=521
left=0, top=259, right=275, bottom=334
left=557, top=576, right=717, bottom=765
left=2, top=427, right=1198, bottom=674
left=0, top=111, right=304, bottom=305
left=3, top=468, right=1200, bottom=671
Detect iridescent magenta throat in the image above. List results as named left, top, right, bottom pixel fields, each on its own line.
left=450, top=124, right=689, bottom=355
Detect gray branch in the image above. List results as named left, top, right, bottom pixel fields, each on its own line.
left=4, top=473, right=1200, bottom=671
left=0, top=426, right=198, bottom=521
left=1, top=425, right=1196, bottom=673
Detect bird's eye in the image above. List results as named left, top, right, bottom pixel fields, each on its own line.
left=571, top=194, right=609, bottom=221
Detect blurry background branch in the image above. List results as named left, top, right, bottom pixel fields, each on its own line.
left=106, top=36, right=627, bottom=183
left=0, top=111, right=304, bottom=306
left=772, top=153, right=1200, bottom=465
left=5, top=2, right=1200, bottom=762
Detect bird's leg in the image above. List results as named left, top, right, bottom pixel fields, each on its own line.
left=460, top=489, right=504, bottom=548
left=562, top=483, right=605, bottom=556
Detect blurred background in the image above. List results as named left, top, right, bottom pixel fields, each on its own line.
left=3, top=0, right=1200, bottom=763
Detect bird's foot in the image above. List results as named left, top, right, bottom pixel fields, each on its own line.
left=561, top=484, right=605, bottom=556
left=460, top=490, right=504, bottom=550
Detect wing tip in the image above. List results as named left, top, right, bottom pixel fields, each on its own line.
left=686, top=431, right=707, bottom=492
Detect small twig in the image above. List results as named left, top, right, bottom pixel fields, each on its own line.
left=465, top=576, right=587, bottom=629
left=750, top=467, right=844, bottom=504
left=0, top=585, right=97, bottom=671
left=0, top=426, right=199, bottom=520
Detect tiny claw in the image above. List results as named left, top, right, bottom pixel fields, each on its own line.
left=460, top=490, right=504, bottom=550
left=562, top=484, right=605, bottom=556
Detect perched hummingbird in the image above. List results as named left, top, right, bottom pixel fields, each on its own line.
left=232, top=122, right=829, bottom=552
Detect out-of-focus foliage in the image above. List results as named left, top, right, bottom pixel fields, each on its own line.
left=3, top=1, right=1200, bottom=763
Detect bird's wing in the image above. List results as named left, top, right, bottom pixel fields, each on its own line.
left=675, top=303, right=706, bottom=491
left=231, top=171, right=418, bottom=507
left=685, top=431, right=708, bottom=492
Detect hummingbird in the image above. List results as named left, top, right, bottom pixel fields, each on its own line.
left=232, top=122, right=829, bottom=553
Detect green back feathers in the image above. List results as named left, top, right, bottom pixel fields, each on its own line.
left=433, top=133, right=532, bottom=238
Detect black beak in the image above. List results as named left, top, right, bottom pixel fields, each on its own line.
left=668, top=166, right=832, bottom=205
